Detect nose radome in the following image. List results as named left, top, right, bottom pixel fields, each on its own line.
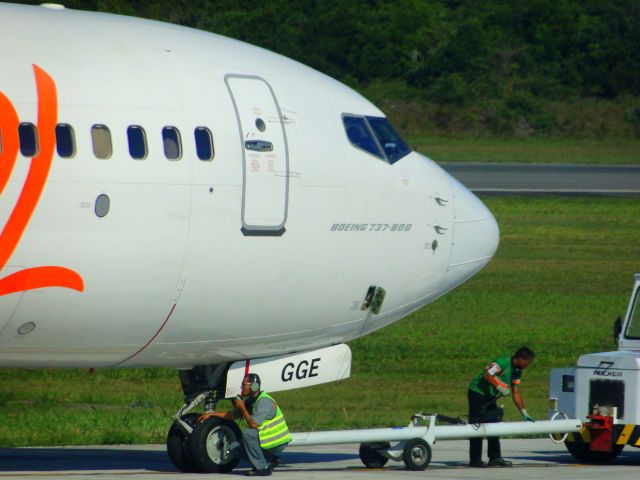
left=440, top=175, right=499, bottom=294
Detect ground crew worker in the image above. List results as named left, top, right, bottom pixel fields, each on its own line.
left=198, top=373, right=291, bottom=476
left=467, top=346, right=535, bottom=468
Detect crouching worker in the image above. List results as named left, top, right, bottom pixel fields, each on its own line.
left=467, top=346, right=535, bottom=468
left=198, top=373, right=291, bottom=476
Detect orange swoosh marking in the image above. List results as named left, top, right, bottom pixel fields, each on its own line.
left=0, top=266, right=83, bottom=296
left=0, top=65, right=84, bottom=295
left=0, top=91, right=19, bottom=197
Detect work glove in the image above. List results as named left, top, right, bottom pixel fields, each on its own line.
left=520, top=409, right=535, bottom=422
left=496, top=384, right=510, bottom=396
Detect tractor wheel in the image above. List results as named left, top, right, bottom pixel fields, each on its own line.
left=359, top=442, right=390, bottom=468
left=565, top=440, right=623, bottom=463
left=402, top=438, right=432, bottom=471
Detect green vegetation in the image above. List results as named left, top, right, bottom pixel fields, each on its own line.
left=13, top=0, right=640, bottom=139
left=409, top=137, right=640, bottom=164
left=2, top=0, right=639, bottom=447
left=2, top=196, right=639, bottom=446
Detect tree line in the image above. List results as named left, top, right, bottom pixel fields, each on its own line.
left=18, top=0, right=640, bottom=136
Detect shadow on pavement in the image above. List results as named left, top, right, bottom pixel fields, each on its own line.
left=509, top=449, right=640, bottom=466
left=0, top=447, right=358, bottom=472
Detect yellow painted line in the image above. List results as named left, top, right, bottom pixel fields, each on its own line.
left=617, top=424, right=635, bottom=445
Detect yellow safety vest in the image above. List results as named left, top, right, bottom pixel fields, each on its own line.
left=253, top=391, right=292, bottom=449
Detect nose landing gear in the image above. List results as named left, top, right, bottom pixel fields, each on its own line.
left=167, top=364, right=242, bottom=474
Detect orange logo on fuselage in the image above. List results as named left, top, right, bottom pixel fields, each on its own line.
left=0, top=65, right=83, bottom=296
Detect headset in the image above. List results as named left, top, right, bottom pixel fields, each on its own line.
left=245, top=373, right=261, bottom=393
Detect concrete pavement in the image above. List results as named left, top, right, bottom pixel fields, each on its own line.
left=2, top=438, right=640, bottom=479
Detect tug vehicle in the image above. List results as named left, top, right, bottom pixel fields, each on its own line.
left=550, top=273, right=640, bottom=462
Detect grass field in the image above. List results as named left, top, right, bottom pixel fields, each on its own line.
left=408, top=136, right=640, bottom=165
left=2, top=196, right=640, bottom=447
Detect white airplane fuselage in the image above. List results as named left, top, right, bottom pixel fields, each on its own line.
left=0, top=3, right=499, bottom=369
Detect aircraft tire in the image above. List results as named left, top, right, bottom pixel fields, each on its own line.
left=359, top=442, right=390, bottom=468
left=187, top=417, right=242, bottom=473
left=166, top=413, right=199, bottom=472
left=565, top=440, right=623, bottom=463
left=402, top=438, right=431, bottom=471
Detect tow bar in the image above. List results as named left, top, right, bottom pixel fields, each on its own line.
left=290, top=413, right=582, bottom=470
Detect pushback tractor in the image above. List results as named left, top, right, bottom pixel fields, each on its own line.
left=550, top=273, right=640, bottom=463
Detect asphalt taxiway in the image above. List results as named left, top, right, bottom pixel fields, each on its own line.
left=2, top=438, right=640, bottom=480
left=441, top=163, right=640, bottom=195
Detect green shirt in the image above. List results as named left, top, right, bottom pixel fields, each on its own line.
left=468, top=355, right=522, bottom=398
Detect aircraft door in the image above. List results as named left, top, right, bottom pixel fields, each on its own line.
left=225, top=75, right=289, bottom=236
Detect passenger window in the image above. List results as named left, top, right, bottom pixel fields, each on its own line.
left=162, top=126, right=182, bottom=160
left=343, top=116, right=383, bottom=159
left=91, top=124, right=112, bottom=159
left=18, top=123, right=39, bottom=157
left=194, top=127, right=214, bottom=161
left=55, top=124, right=76, bottom=158
left=127, top=125, right=147, bottom=160
left=366, top=116, right=411, bottom=164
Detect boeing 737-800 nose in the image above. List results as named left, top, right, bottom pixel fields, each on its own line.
left=440, top=175, right=500, bottom=294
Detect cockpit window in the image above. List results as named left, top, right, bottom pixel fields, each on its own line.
left=343, top=115, right=384, bottom=159
left=342, top=114, right=411, bottom=164
left=366, top=116, right=411, bottom=164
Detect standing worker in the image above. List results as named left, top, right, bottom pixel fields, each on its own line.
left=467, top=347, right=535, bottom=468
left=198, top=373, right=291, bottom=476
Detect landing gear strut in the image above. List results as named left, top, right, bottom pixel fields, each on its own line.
left=167, top=364, right=242, bottom=473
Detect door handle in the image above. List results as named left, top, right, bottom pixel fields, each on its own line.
left=245, top=140, right=273, bottom=152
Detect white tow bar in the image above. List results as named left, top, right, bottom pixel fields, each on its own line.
left=289, top=414, right=582, bottom=470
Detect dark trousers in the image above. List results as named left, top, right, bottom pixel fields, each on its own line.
left=229, top=429, right=286, bottom=471
left=468, top=389, right=501, bottom=462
